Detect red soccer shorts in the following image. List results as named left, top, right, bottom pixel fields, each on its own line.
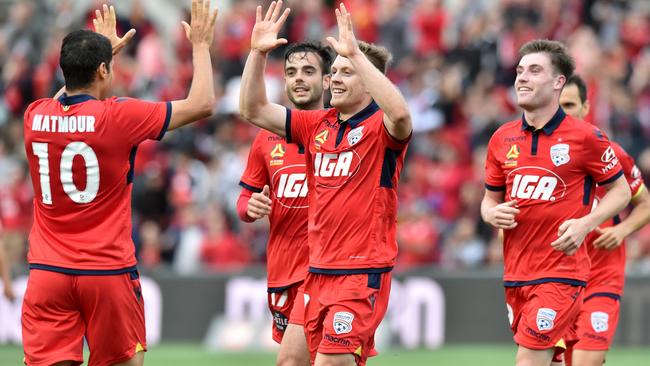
left=573, top=294, right=620, bottom=350
left=268, top=281, right=305, bottom=344
left=22, top=269, right=146, bottom=366
left=303, top=272, right=391, bottom=366
left=505, top=282, right=584, bottom=352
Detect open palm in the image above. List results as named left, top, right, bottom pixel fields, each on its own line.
left=251, top=0, right=290, bottom=53
left=326, top=3, right=359, bottom=57
left=92, top=4, right=136, bottom=55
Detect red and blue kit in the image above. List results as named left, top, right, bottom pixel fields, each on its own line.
left=485, top=108, right=623, bottom=349
left=286, top=101, right=409, bottom=364
left=574, top=142, right=644, bottom=350
left=22, top=93, right=170, bottom=365
left=239, top=129, right=309, bottom=342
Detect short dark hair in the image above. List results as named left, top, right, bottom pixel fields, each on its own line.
left=284, top=42, right=334, bottom=75
left=358, top=41, right=392, bottom=74
left=60, top=30, right=113, bottom=90
left=565, top=74, right=588, bottom=103
left=519, top=39, right=575, bottom=80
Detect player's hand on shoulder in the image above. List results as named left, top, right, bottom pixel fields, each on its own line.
left=247, top=185, right=272, bottom=220
left=592, top=226, right=624, bottom=250
left=486, top=200, right=519, bottom=230
left=181, top=0, right=219, bottom=47
left=550, top=218, right=590, bottom=255
left=92, top=4, right=136, bottom=55
left=250, top=0, right=290, bottom=53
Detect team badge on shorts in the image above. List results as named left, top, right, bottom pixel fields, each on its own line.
left=590, top=311, right=609, bottom=333
left=333, top=311, right=354, bottom=334
left=347, top=126, right=364, bottom=146
left=550, top=144, right=570, bottom=166
left=536, top=308, right=557, bottom=331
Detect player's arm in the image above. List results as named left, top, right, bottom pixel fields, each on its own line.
left=52, top=4, right=137, bottom=99
left=481, top=189, right=520, bottom=230
left=594, top=185, right=650, bottom=249
left=168, top=0, right=218, bottom=131
left=0, top=237, right=14, bottom=301
left=239, top=1, right=291, bottom=136
left=551, top=174, right=630, bottom=255
left=238, top=186, right=272, bottom=222
left=326, top=3, right=411, bottom=140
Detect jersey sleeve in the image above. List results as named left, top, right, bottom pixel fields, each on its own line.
left=381, top=114, right=412, bottom=150
left=109, top=97, right=171, bottom=145
left=239, top=133, right=268, bottom=192
left=613, top=143, right=645, bottom=198
left=583, top=127, right=623, bottom=184
left=484, top=133, right=506, bottom=191
left=285, top=108, right=327, bottom=145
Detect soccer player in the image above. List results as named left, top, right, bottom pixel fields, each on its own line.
left=21, top=1, right=217, bottom=365
left=481, top=40, right=631, bottom=366
left=239, top=2, right=411, bottom=365
left=237, top=42, right=332, bottom=366
left=559, top=75, right=650, bottom=366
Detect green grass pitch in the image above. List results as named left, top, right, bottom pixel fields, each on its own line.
left=1, top=344, right=649, bottom=365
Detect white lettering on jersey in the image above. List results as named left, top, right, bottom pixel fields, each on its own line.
left=277, top=173, right=308, bottom=198
left=511, top=174, right=558, bottom=200
left=32, top=114, right=96, bottom=133
left=314, top=151, right=353, bottom=177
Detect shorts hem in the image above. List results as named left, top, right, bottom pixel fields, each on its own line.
left=93, top=346, right=147, bottom=366
left=514, top=338, right=560, bottom=350
left=25, top=355, right=83, bottom=366
left=573, top=345, right=610, bottom=351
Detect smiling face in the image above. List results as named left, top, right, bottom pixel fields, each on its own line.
left=329, top=55, right=372, bottom=113
left=284, top=51, right=328, bottom=110
left=515, top=52, right=566, bottom=111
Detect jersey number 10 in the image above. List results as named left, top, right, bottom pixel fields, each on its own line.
left=31, top=142, right=100, bottom=205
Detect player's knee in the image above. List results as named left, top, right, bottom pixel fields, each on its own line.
left=276, top=348, right=310, bottom=366
left=112, top=351, right=145, bottom=366
left=314, top=353, right=356, bottom=366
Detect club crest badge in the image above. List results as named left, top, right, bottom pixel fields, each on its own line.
left=536, top=308, right=557, bottom=331
left=550, top=143, right=570, bottom=167
left=347, top=126, right=364, bottom=146
left=591, top=311, right=609, bottom=333
left=333, top=311, right=354, bottom=335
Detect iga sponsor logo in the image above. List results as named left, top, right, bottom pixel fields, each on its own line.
left=508, top=167, right=567, bottom=201
left=313, top=151, right=362, bottom=188
left=272, top=165, right=309, bottom=208
left=333, top=311, right=354, bottom=335
left=536, top=308, right=557, bottom=331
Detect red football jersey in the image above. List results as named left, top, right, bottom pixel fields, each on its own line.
left=23, top=94, right=170, bottom=272
left=586, top=142, right=644, bottom=297
left=485, top=109, right=623, bottom=284
left=286, top=101, right=409, bottom=272
left=239, top=129, right=309, bottom=289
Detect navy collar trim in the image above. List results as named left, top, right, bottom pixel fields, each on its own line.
left=57, top=93, right=97, bottom=106
left=338, top=100, right=379, bottom=128
left=521, top=107, right=566, bottom=135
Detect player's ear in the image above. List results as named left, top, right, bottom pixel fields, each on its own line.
left=323, top=74, right=331, bottom=90
left=582, top=99, right=590, bottom=116
left=554, top=74, right=566, bottom=91
left=98, top=62, right=110, bottom=80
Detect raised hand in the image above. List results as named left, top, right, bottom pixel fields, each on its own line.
left=181, top=0, right=219, bottom=47
left=251, top=0, right=290, bottom=53
left=92, top=4, right=136, bottom=55
left=326, top=3, right=360, bottom=58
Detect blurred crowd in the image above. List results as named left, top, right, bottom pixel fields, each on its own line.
left=1, top=0, right=650, bottom=275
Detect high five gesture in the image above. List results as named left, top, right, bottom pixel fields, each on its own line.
left=181, top=0, right=219, bottom=47
left=92, top=4, right=136, bottom=55
left=326, top=3, right=360, bottom=58
left=251, top=0, right=291, bottom=53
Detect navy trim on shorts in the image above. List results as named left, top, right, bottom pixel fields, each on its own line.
left=29, top=263, right=138, bottom=276
left=267, top=280, right=304, bottom=293
left=309, top=267, right=393, bottom=275
left=156, top=101, right=172, bottom=140
left=285, top=107, right=293, bottom=143
left=584, top=292, right=621, bottom=302
left=485, top=183, right=506, bottom=191
left=503, top=277, right=586, bottom=288
left=367, top=273, right=381, bottom=289
left=598, top=169, right=623, bottom=185
left=239, top=181, right=263, bottom=193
